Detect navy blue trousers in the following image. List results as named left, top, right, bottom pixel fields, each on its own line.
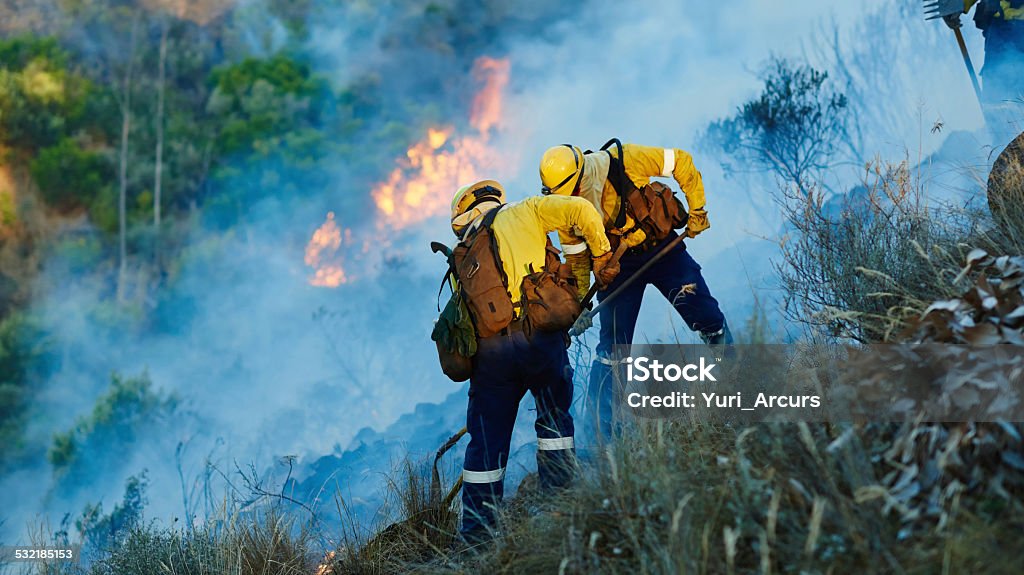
left=587, top=232, right=727, bottom=439
left=461, top=329, right=576, bottom=539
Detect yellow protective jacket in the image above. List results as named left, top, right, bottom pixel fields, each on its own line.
left=484, top=195, right=611, bottom=306
left=558, top=143, right=706, bottom=256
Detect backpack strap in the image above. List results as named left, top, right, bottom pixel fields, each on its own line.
left=436, top=272, right=450, bottom=312
left=480, top=204, right=502, bottom=229
left=472, top=206, right=511, bottom=293
left=601, top=138, right=630, bottom=229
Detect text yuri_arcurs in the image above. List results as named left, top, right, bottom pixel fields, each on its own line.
left=619, top=353, right=822, bottom=421
left=617, top=343, right=1024, bottom=424
left=624, top=356, right=820, bottom=409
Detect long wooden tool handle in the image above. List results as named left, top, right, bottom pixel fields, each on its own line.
left=579, top=242, right=629, bottom=309
left=953, top=27, right=983, bottom=105
left=589, top=231, right=687, bottom=317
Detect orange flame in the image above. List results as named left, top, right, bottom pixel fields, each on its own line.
left=305, top=212, right=348, bottom=287
left=469, top=56, right=510, bottom=133
left=370, top=56, right=510, bottom=230
left=314, top=550, right=336, bottom=575
left=305, top=56, right=511, bottom=287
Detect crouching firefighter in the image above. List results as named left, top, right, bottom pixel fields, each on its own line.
left=435, top=180, right=618, bottom=543
left=538, top=140, right=732, bottom=441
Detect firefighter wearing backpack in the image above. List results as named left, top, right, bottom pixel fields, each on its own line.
left=448, top=180, right=618, bottom=542
left=538, top=141, right=732, bottom=440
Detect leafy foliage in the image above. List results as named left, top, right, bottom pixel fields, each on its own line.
left=0, top=36, right=91, bottom=150
left=202, top=54, right=336, bottom=226
left=30, top=137, right=113, bottom=210
left=77, top=472, right=149, bottom=557
left=0, top=311, right=50, bottom=467
left=48, top=371, right=177, bottom=474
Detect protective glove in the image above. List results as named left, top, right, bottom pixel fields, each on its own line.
left=564, top=251, right=592, bottom=301
left=686, top=207, right=710, bottom=238
left=592, top=251, right=620, bottom=289
left=569, top=309, right=594, bottom=337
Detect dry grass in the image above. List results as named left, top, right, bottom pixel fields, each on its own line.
left=324, top=461, right=459, bottom=575
left=343, top=421, right=1020, bottom=574
left=776, top=154, right=1024, bottom=343
left=15, top=507, right=316, bottom=575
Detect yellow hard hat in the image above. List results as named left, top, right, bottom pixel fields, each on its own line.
left=539, top=144, right=583, bottom=196
left=450, top=179, right=506, bottom=236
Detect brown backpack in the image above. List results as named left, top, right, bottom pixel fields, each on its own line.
left=601, top=138, right=687, bottom=244
left=452, top=207, right=515, bottom=338
left=520, top=240, right=581, bottom=333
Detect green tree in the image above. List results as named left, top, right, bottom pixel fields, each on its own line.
left=30, top=137, right=113, bottom=210
left=48, top=371, right=177, bottom=474
left=0, top=312, right=49, bottom=467
left=203, top=53, right=334, bottom=226
left=0, top=36, right=90, bottom=150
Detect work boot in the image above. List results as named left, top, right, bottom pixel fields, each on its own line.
left=699, top=320, right=734, bottom=345
left=700, top=320, right=734, bottom=362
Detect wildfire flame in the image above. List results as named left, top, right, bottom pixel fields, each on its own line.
left=305, top=56, right=510, bottom=287
left=304, top=212, right=348, bottom=287
left=314, top=550, right=336, bottom=575
left=372, top=56, right=510, bottom=230
left=469, top=56, right=509, bottom=133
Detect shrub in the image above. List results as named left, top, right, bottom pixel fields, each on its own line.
left=48, top=371, right=177, bottom=474
left=703, top=57, right=851, bottom=196
left=774, top=155, right=1024, bottom=342
left=0, top=311, right=48, bottom=467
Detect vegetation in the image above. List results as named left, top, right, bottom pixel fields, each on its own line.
left=47, top=371, right=177, bottom=476
left=30, top=137, right=113, bottom=213
left=0, top=0, right=575, bottom=472
left=703, top=57, right=852, bottom=196
left=0, top=311, right=48, bottom=468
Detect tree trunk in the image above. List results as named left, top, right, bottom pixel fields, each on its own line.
left=117, top=16, right=140, bottom=303
left=154, top=18, right=168, bottom=266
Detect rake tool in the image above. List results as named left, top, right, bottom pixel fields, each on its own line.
left=429, top=426, right=468, bottom=507
left=924, top=0, right=984, bottom=104
left=355, top=427, right=468, bottom=561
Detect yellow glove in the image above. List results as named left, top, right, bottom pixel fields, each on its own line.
left=686, top=207, right=709, bottom=238
left=564, top=251, right=592, bottom=301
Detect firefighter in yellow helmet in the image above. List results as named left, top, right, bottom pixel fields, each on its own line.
left=539, top=141, right=730, bottom=440
left=447, top=180, right=617, bottom=542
